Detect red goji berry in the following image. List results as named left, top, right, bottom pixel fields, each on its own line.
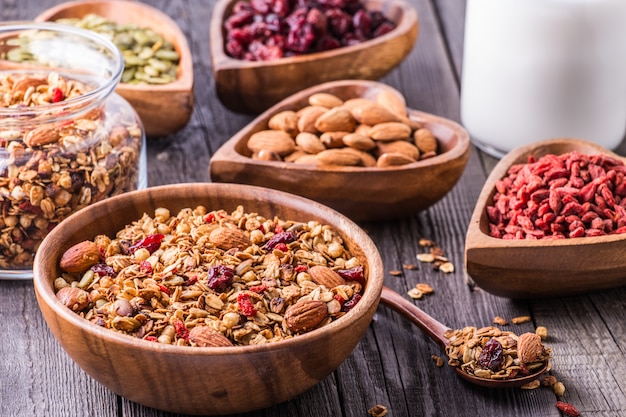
left=51, top=87, right=64, bottom=103
left=185, top=275, right=198, bottom=286
left=204, top=213, right=216, bottom=223
left=556, top=401, right=580, bottom=417
left=333, top=294, right=345, bottom=305
left=249, top=284, right=267, bottom=293
left=157, top=283, right=171, bottom=295
left=295, top=265, right=308, bottom=273
left=174, top=320, right=190, bottom=341
left=273, top=242, right=288, bottom=252
left=144, top=336, right=158, bottom=342
left=237, top=293, right=257, bottom=316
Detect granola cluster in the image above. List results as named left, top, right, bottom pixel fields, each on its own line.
left=54, top=205, right=366, bottom=347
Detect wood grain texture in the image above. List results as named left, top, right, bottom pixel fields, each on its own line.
left=210, top=0, right=418, bottom=114
left=1, top=0, right=626, bottom=416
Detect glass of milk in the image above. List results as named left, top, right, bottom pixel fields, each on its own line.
left=460, top=0, right=626, bottom=158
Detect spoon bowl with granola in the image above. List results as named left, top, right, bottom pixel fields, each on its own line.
left=32, top=182, right=384, bottom=415
left=380, top=286, right=551, bottom=389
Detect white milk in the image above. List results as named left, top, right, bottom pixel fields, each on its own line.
left=460, top=0, right=626, bottom=157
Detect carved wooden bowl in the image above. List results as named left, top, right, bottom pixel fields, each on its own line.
left=32, top=183, right=384, bottom=415
left=466, top=138, right=626, bottom=298
left=210, top=0, right=418, bottom=114
left=36, top=0, right=194, bottom=137
left=209, top=80, right=471, bottom=222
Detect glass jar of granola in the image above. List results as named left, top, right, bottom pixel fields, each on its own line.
left=0, top=22, right=147, bottom=278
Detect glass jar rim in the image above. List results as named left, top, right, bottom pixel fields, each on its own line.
left=0, top=21, right=124, bottom=119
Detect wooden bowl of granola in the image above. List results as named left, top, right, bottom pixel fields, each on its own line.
left=210, top=0, right=418, bottom=114
left=465, top=138, right=626, bottom=298
left=209, top=80, right=471, bottom=222
left=32, top=183, right=384, bottom=415
left=35, top=0, right=194, bottom=137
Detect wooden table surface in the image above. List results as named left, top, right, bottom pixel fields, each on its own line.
left=2, top=1, right=626, bottom=416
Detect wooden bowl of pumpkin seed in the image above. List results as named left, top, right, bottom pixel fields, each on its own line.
left=35, top=0, right=194, bottom=137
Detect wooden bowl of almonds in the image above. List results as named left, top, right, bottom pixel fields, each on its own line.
left=209, top=80, right=471, bottom=221
left=32, top=182, right=384, bottom=415
left=210, top=0, right=418, bottom=114
left=35, top=0, right=194, bottom=137
left=466, top=138, right=626, bottom=298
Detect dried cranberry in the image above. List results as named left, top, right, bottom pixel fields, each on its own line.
left=139, top=261, right=153, bottom=274
left=337, top=265, right=365, bottom=284
left=129, top=234, right=164, bottom=254
left=207, top=265, right=234, bottom=292
left=342, top=293, right=361, bottom=312
left=50, top=87, right=64, bottom=103
left=174, top=319, right=190, bottom=341
left=264, top=231, right=298, bottom=250
left=91, top=263, right=115, bottom=277
left=352, top=9, right=371, bottom=37
left=477, top=338, right=504, bottom=371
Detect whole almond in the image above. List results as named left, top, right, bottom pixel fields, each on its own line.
left=24, top=126, right=61, bottom=147
left=314, top=107, right=356, bottom=133
left=285, top=150, right=308, bottom=162
left=60, top=240, right=101, bottom=273
left=308, top=265, right=347, bottom=288
left=348, top=101, right=400, bottom=125
left=293, top=154, right=321, bottom=165
left=343, top=133, right=376, bottom=151
left=189, top=326, right=234, bottom=347
left=284, top=299, right=328, bottom=332
left=297, top=106, right=328, bottom=133
left=414, top=128, right=438, bottom=153
left=308, top=92, right=344, bottom=108
left=253, top=149, right=282, bottom=161
left=247, top=130, right=296, bottom=156
left=376, top=152, right=416, bottom=167
left=295, top=132, right=326, bottom=154
left=342, top=147, right=377, bottom=167
left=376, top=90, right=407, bottom=118
left=375, top=140, right=420, bottom=160
left=320, top=131, right=348, bottom=149
left=315, top=149, right=362, bottom=166
left=209, top=227, right=251, bottom=250
left=268, top=110, right=299, bottom=137
left=56, top=286, right=91, bottom=312
left=369, top=122, right=412, bottom=141
left=517, top=332, right=548, bottom=364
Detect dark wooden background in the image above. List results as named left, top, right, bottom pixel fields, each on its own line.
left=2, top=0, right=626, bottom=416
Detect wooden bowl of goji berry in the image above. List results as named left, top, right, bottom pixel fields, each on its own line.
left=210, top=0, right=418, bottom=114
left=32, top=182, right=384, bottom=415
left=466, top=138, right=626, bottom=298
left=35, top=0, right=194, bottom=137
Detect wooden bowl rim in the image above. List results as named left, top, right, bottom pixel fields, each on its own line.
left=210, top=0, right=418, bottom=71
left=211, top=79, right=470, bottom=174
left=34, top=0, right=193, bottom=93
left=467, top=137, right=626, bottom=250
left=33, top=183, right=384, bottom=357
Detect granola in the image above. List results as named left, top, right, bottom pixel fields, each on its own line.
left=0, top=71, right=143, bottom=269
left=54, top=205, right=366, bottom=347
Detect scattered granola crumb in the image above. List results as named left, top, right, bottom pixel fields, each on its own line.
left=535, top=326, right=548, bottom=340
left=416, top=283, right=434, bottom=294
left=541, top=375, right=557, bottom=387
left=416, top=238, right=455, bottom=273
left=417, top=253, right=435, bottom=263
left=493, top=316, right=508, bottom=326
left=438, top=262, right=455, bottom=273
left=521, top=380, right=541, bottom=390
left=403, top=263, right=418, bottom=270
left=553, top=381, right=566, bottom=397
left=368, top=404, right=388, bottom=417
left=407, top=288, right=423, bottom=299
left=156, top=151, right=170, bottom=161
left=511, top=315, right=532, bottom=324
left=419, top=238, right=435, bottom=247
left=431, top=355, right=444, bottom=367
left=389, top=269, right=403, bottom=276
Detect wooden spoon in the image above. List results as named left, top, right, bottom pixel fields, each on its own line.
left=380, top=286, right=549, bottom=388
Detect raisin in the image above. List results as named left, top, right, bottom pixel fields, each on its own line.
left=91, top=263, right=116, bottom=277
left=477, top=338, right=504, bottom=371
left=207, top=265, right=234, bottom=293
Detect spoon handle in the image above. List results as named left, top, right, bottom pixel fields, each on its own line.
left=379, top=286, right=451, bottom=349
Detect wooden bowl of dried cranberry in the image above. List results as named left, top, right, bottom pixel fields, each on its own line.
left=210, top=0, right=418, bottom=114
left=466, top=138, right=626, bottom=298
left=35, top=0, right=194, bottom=137
left=32, top=182, right=384, bottom=415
